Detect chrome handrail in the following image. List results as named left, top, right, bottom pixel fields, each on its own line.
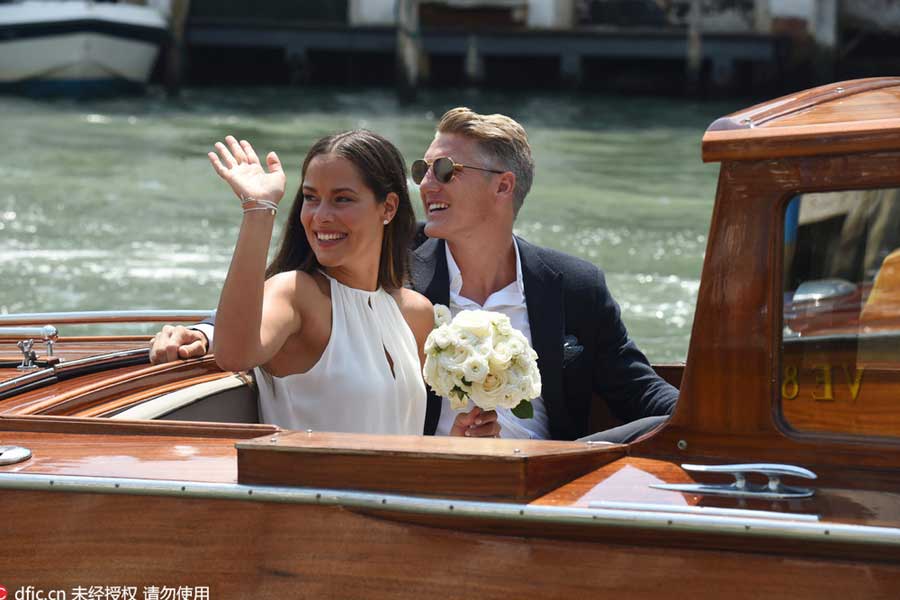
left=0, top=326, right=58, bottom=339
left=0, top=348, right=151, bottom=396
left=0, top=310, right=213, bottom=327
left=0, top=366, right=56, bottom=395
left=54, top=348, right=151, bottom=375
left=2, top=473, right=899, bottom=548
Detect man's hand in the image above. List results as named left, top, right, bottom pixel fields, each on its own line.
left=449, top=406, right=501, bottom=437
left=149, top=325, right=208, bottom=364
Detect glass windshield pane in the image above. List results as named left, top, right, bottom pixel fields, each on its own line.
left=781, top=188, right=900, bottom=438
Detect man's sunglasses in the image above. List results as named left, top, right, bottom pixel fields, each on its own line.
left=410, top=157, right=504, bottom=185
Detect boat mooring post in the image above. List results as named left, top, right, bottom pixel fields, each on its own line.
left=396, top=0, right=424, bottom=103
left=164, top=0, right=191, bottom=97
left=560, top=53, right=583, bottom=89
left=464, top=35, right=485, bottom=86
left=811, top=0, right=839, bottom=84
left=753, top=0, right=771, bottom=34
left=685, top=0, right=703, bottom=96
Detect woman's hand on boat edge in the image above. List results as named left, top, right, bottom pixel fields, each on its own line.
left=450, top=406, right=502, bottom=438
left=208, top=135, right=286, bottom=204
left=149, top=325, right=208, bottom=364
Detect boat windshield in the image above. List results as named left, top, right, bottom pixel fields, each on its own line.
left=781, top=188, right=900, bottom=439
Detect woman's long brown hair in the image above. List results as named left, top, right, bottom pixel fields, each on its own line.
left=265, top=130, right=415, bottom=290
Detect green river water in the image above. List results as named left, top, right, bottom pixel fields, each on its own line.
left=0, top=87, right=740, bottom=362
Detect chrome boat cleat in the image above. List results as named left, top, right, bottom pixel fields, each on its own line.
left=650, top=463, right=818, bottom=500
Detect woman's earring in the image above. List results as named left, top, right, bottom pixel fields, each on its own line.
left=383, top=219, right=389, bottom=225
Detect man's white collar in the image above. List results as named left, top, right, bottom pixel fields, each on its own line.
left=445, top=238, right=525, bottom=297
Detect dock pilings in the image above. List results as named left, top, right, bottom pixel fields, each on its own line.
left=811, top=0, right=839, bottom=84
left=396, top=0, right=424, bottom=102
left=164, top=0, right=191, bottom=96
left=183, top=10, right=784, bottom=97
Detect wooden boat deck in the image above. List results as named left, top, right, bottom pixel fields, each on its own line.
left=3, top=413, right=899, bottom=539
left=0, top=416, right=275, bottom=482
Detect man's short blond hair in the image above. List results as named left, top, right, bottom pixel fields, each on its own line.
left=437, top=107, right=534, bottom=216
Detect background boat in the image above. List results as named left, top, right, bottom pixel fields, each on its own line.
left=0, top=0, right=169, bottom=97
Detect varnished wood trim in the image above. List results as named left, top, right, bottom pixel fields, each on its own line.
left=237, top=433, right=625, bottom=501
left=653, top=363, right=684, bottom=388
left=73, top=371, right=234, bottom=418
left=2, top=472, right=899, bottom=560
left=6, top=489, right=900, bottom=598
left=0, top=311, right=211, bottom=326
left=0, top=415, right=277, bottom=438
left=702, top=118, right=900, bottom=163
left=20, top=358, right=222, bottom=415
left=706, top=78, right=900, bottom=134
left=636, top=152, right=900, bottom=468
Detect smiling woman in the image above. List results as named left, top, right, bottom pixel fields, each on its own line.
left=208, top=130, right=432, bottom=436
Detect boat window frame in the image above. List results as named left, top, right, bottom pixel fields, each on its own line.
left=774, top=184, right=900, bottom=446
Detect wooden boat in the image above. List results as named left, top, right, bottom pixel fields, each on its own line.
left=4, top=78, right=900, bottom=598
left=0, top=0, right=168, bottom=97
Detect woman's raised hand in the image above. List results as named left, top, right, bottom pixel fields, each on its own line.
left=208, top=136, right=287, bottom=204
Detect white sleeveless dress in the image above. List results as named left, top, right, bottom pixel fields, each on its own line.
left=254, top=274, right=427, bottom=435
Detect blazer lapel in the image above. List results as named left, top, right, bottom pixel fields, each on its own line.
left=410, top=237, right=449, bottom=435
left=411, top=237, right=450, bottom=306
left=517, top=237, right=564, bottom=433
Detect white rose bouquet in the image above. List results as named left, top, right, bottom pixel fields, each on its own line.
left=422, top=305, right=541, bottom=418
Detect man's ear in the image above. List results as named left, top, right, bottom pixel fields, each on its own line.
left=383, top=192, right=400, bottom=222
left=496, top=171, right=516, bottom=203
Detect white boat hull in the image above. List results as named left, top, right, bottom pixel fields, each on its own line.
left=0, top=1, right=168, bottom=95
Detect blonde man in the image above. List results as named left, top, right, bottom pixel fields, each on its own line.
left=408, top=108, right=676, bottom=441
left=152, top=108, right=677, bottom=442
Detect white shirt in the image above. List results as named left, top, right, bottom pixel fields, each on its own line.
left=435, top=239, right=550, bottom=439
left=192, top=322, right=215, bottom=350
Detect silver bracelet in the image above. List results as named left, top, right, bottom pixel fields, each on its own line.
left=240, top=195, right=278, bottom=215
left=243, top=206, right=276, bottom=215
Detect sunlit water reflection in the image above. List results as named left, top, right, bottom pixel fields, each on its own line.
left=0, top=87, right=738, bottom=362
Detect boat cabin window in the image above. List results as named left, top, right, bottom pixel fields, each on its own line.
left=781, top=188, right=900, bottom=439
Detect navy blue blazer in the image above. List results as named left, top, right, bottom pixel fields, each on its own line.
left=410, top=235, right=678, bottom=440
